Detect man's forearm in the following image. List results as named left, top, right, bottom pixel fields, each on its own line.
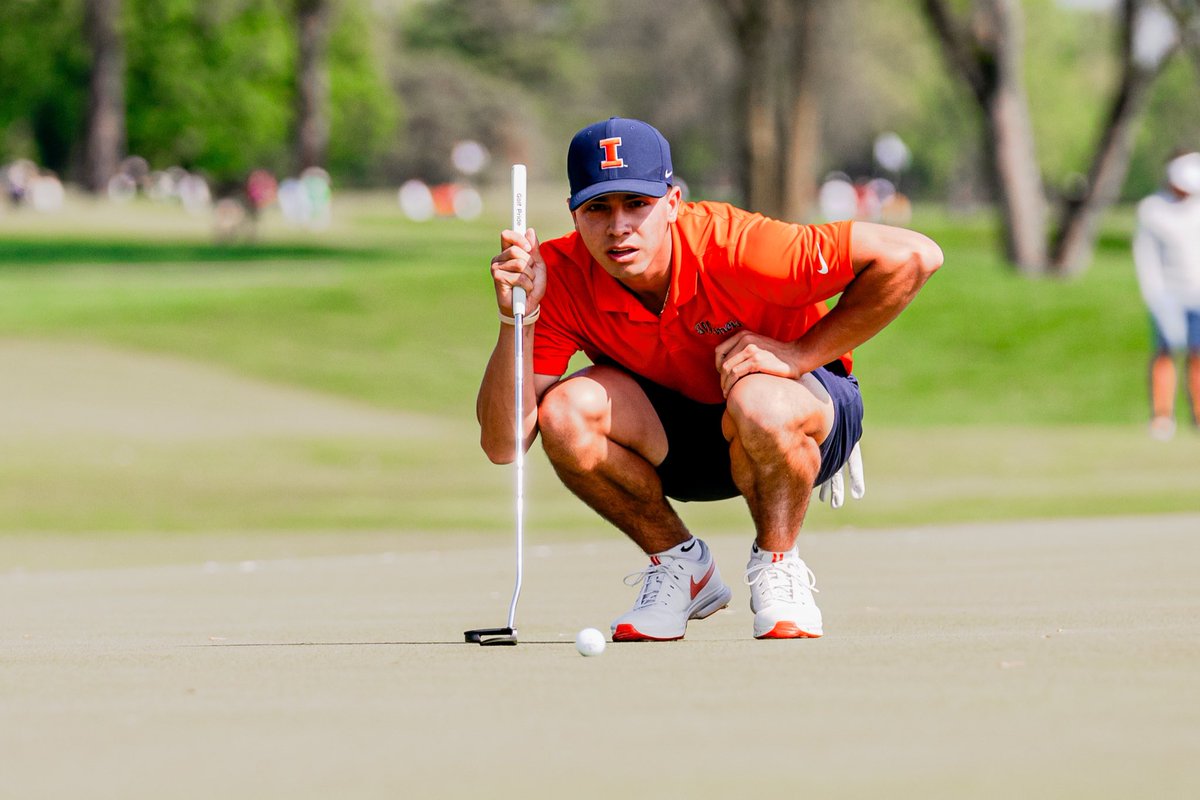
left=476, top=325, right=538, bottom=464
left=796, top=248, right=939, bottom=373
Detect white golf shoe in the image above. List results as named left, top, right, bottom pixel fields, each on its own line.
left=611, top=538, right=732, bottom=642
left=745, top=545, right=823, bottom=639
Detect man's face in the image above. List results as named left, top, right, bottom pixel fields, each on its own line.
left=570, top=187, right=681, bottom=282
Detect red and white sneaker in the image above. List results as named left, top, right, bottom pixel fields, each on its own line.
left=611, top=538, right=732, bottom=641
left=745, top=546, right=823, bottom=639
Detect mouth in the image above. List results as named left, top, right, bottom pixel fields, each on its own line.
left=607, top=246, right=638, bottom=262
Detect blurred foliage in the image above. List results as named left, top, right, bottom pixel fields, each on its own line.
left=0, top=0, right=397, bottom=186
left=0, top=0, right=1196, bottom=197
left=124, top=0, right=295, bottom=182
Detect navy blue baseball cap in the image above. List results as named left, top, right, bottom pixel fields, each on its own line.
left=567, top=117, right=674, bottom=211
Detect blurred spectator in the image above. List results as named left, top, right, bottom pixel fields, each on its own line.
left=28, top=171, right=64, bottom=213
left=4, top=160, right=38, bottom=206
left=1132, top=149, right=1200, bottom=440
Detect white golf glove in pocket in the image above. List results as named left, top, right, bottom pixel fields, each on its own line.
left=817, top=441, right=865, bottom=509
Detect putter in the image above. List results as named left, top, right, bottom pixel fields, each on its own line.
left=465, top=164, right=528, bottom=647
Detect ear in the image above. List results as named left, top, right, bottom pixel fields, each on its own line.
left=665, top=185, right=683, bottom=223
left=567, top=197, right=581, bottom=231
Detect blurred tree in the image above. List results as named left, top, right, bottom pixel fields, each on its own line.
left=294, top=0, right=330, bottom=171
left=83, top=0, right=127, bottom=193
left=924, top=0, right=1049, bottom=273
left=1162, top=0, right=1200, bottom=69
left=711, top=0, right=780, bottom=214
left=780, top=0, right=833, bottom=221
left=0, top=0, right=88, bottom=175
left=1052, top=0, right=1180, bottom=274
left=395, top=0, right=599, bottom=184
left=709, top=0, right=830, bottom=220
left=123, top=0, right=294, bottom=183
left=924, top=0, right=1190, bottom=275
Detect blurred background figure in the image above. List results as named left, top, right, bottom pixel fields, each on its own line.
left=3, top=159, right=38, bottom=207
left=28, top=170, right=65, bottom=213
left=1132, top=149, right=1200, bottom=441
left=398, top=179, right=435, bottom=222
left=278, top=167, right=332, bottom=229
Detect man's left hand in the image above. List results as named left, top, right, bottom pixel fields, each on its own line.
left=714, top=331, right=802, bottom=397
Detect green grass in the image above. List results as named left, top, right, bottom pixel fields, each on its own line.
left=0, top=193, right=1195, bottom=538
left=0, top=197, right=1162, bottom=425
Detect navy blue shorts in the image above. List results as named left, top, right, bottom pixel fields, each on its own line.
left=623, top=362, right=864, bottom=503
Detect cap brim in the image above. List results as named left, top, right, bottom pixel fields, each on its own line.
left=569, top=179, right=670, bottom=211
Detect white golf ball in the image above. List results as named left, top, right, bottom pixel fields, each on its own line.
left=575, top=627, right=606, bottom=657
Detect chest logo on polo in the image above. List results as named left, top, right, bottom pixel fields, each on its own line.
left=694, top=319, right=743, bottom=336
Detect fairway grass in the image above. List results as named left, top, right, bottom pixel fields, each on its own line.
left=0, top=192, right=1196, bottom=547
left=1, top=339, right=1197, bottom=558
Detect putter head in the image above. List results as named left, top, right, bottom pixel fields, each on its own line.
left=464, top=626, right=518, bottom=646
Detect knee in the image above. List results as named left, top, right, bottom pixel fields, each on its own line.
left=538, top=378, right=609, bottom=459
left=725, top=376, right=826, bottom=451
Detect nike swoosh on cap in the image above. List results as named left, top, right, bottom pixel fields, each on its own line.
left=690, top=562, right=716, bottom=599
left=664, top=170, right=673, bottom=179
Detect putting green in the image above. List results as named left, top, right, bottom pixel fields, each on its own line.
left=2, top=514, right=1197, bottom=799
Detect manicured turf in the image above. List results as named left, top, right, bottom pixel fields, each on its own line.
left=0, top=191, right=1196, bottom=536
left=3, top=516, right=1198, bottom=799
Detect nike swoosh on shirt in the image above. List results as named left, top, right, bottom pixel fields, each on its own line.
left=817, top=248, right=831, bottom=275
left=690, top=562, right=716, bottom=599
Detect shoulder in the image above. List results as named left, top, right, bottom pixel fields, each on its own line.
left=675, top=200, right=779, bottom=250
left=677, top=200, right=760, bottom=233
left=1137, top=191, right=1173, bottom=221
left=539, top=231, right=591, bottom=275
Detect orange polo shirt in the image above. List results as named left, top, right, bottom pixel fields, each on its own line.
left=533, top=201, right=855, bottom=404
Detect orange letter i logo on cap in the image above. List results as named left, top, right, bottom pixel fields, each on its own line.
left=599, top=137, right=625, bottom=170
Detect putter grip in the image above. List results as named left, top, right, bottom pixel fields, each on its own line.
left=511, top=164, right=527, bottom=318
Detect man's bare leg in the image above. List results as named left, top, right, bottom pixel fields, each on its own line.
left=722, top=372, right=833, bottom=639
left=1150, top=353, right=1178, bottom=438
left=1151, top=353, right=1177, bottom=419
left=721, top=373, right=834, bottom=551
left=537, top=365, right=690, bottom=555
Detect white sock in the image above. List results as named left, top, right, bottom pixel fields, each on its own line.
left=750, top=542, right=798, bottom=563
left=656, top=537, right=705, bottom=562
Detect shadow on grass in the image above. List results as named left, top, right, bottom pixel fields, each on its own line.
left=0, top=238, right=387, bottom=267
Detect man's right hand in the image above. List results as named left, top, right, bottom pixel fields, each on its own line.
left=491, top=228, right=548, bottom=318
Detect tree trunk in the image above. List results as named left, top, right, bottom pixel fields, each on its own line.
left=987, top=72, right=1048, bottom=273
left=83, top=0, right=125, bottom=194
left=924, top=0, right=1048, bottom=273
left=713, top=0, right=781, bottom=215
left=295, top=0, right=332, bottom=171
left=1049, top=81, right=1145, bottom=275
left=780, top=0, right=829, bottom=222
left=1052, top=1, right=1174, bottom=275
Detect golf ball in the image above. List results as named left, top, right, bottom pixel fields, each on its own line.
left=575, top=627, right=606, bottom=657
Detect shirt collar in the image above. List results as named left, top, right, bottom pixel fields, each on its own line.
left=588, top=218, right=700, bottom=322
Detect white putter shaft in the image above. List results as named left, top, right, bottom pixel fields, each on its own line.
left=506, top=163, right=527, bottom=633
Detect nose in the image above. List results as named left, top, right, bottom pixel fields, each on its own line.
left=607, top=207, right=633, bottom=237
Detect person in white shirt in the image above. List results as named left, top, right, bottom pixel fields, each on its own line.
left=1132, top=150, right=1200, bottom=440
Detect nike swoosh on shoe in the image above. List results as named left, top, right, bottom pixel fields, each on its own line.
left=690, top=562, right=716, bottom=599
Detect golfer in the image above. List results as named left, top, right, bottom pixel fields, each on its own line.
left=1132, top=149, right=1200, bottom=440
left=479, top=118, right=942, bottom=641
